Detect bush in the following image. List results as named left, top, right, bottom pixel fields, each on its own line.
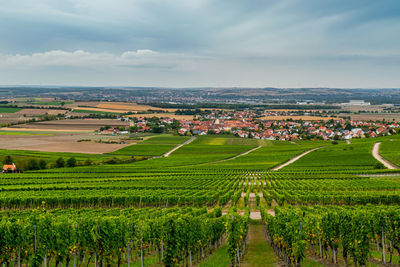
left=3, top=155, right=13, bottom=165
left=39, top=159, right=47, bottom=169
left=374, top=162, right=385, bottom=169
left=55, top=157, right=65, bottom=168
left=104, top=157, right=120, bottom=165
left=26, top=159, right=39, bottom=170
left=66, top=157, right=76, bottom=168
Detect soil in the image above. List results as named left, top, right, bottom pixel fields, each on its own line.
left=7, top=119, right=130, bottom=131
left=0, top=133, right=130, bottom=154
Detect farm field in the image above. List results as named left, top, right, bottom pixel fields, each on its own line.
left=110, top=135, right=190, bottom=156
left=380, top=135, right=400, bottom=167
left=260, top=115, right=334, bottom=121
left=0, top=109, right=68, bottom=125
left=0, top=107, right=23, bottom=113
left=345, top=113, right=400, bottom=121
left=0, top=132, right=131, bottom=153
left=0, top=135, right=400, bottom=266
left=283, top=138, right=380, bottom=172
left=5, top=119, right=130, bottom=131
left=70, top=101, right=178, bottom=113
left=126, top=113, right=195, bottom=120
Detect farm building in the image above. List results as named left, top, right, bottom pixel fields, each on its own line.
left=2, top=163, right=18, bottom=173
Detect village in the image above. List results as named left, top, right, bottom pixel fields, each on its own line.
left=98, top=109, right=400, bottom=141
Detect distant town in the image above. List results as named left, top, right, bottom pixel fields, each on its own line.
left=106, top=109, right=400, bottom=141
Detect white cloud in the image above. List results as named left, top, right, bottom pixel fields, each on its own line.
left=0, top=49, right=193, bottom=69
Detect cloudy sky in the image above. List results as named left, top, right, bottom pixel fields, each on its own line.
left=0, top=0, right=399, bottom=88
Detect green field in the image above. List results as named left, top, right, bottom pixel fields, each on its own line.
left=110, top=135, right=190, bottom=156
left=284, top=138, right=379, bottom=172
left=380, top=135, right=400, bottom=167
left=0, top=107, right=23, bottom=113
left=0, top=134, right=399, bottom=266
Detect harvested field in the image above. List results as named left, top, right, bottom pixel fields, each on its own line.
left=71, top=107, right=127, bottom=113
left=15, top=109, right=67, bottom=115
left=5, top=119, right=130, bottom=132
left=97, top=102, right=177, bottom=112
left=345, top=113, right=400, bottom=121
left=0, top=109, right=68, bottom=124
left=126, top=113, right=194, bottom=120
left=71, top=102, right=177, bottom=113
left=0, top=116, right=28, bottom=124
left=260, top=115, right=333, bottom=121
left=0, top=128, right=93, bottom=133
left=0, top=132, right=130, bottom=154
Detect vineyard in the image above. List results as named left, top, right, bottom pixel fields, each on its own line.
left=1, top=135, right=400, bottom=266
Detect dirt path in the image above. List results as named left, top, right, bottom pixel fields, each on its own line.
left=272, top=147, right=322, bottom=171
left=211, top=146, right=262, bottom=163
left=241, top=223, right=278, bottom=267
left=372, top=142, right=398, bottom=170
left=163, top=136, right=196, bottom=157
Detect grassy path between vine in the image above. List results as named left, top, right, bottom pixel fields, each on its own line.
left=372, top=142, right=398, bottom=169
left=241, top=221, right=278, bottom=267
left=272, top=146, right=323, bottom=171
left=196, top=243, right=230, bottom=267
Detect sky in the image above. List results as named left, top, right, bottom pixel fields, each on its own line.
left=0, top=0, right=399, bottom=88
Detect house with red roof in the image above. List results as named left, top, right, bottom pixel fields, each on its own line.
left=2, top=163, right=18, bottom=173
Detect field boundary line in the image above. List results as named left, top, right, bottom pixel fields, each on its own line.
left=162, top=136, right=196, bottom=157
left=271, top=146, right=323, bottom=171
left=175, top=145, right=261, bottom=167
left=372, top=142, right=398, bottom=170
left=210, top=145, right=262, bottom=163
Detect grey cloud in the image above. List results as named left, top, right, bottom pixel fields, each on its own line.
left=0, top=0, right=399, bottom=87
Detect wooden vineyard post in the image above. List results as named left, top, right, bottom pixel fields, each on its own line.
left=382, top=227, right=386, bottom=263
left=18, top=246, right=21, bottom=267
left=127, top=241, right=130, bottom=267
left=33, top=224, right=37, bottom=253
left=161, top=240, right=164, bottom=260
left=318, top=231, right=322, bottom=258
left=140, top=226, right=144, bottom=267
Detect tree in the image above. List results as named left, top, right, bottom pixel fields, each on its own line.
left=100, top=125, right=111, bottom=131
left=55, top=157, right=65, bottom=168
left=26, top=159, right=39, bottom=170
left=151, top=126, right=164, bottom=133
left=171, top=119, right=181, bottom=130
left=128, top=125, right=139, bottom=133
left=39, top=159, right=47, bottom=169
left=374, top=162, right=385, bottom=169
left=66, top=157, right=76, bottom=167
left=3, top=155, right=13, bottom=165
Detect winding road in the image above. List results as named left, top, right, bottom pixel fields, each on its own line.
left=272, top=146, right=323, bottom=171
left=372, top=142, right=398, bottom=170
